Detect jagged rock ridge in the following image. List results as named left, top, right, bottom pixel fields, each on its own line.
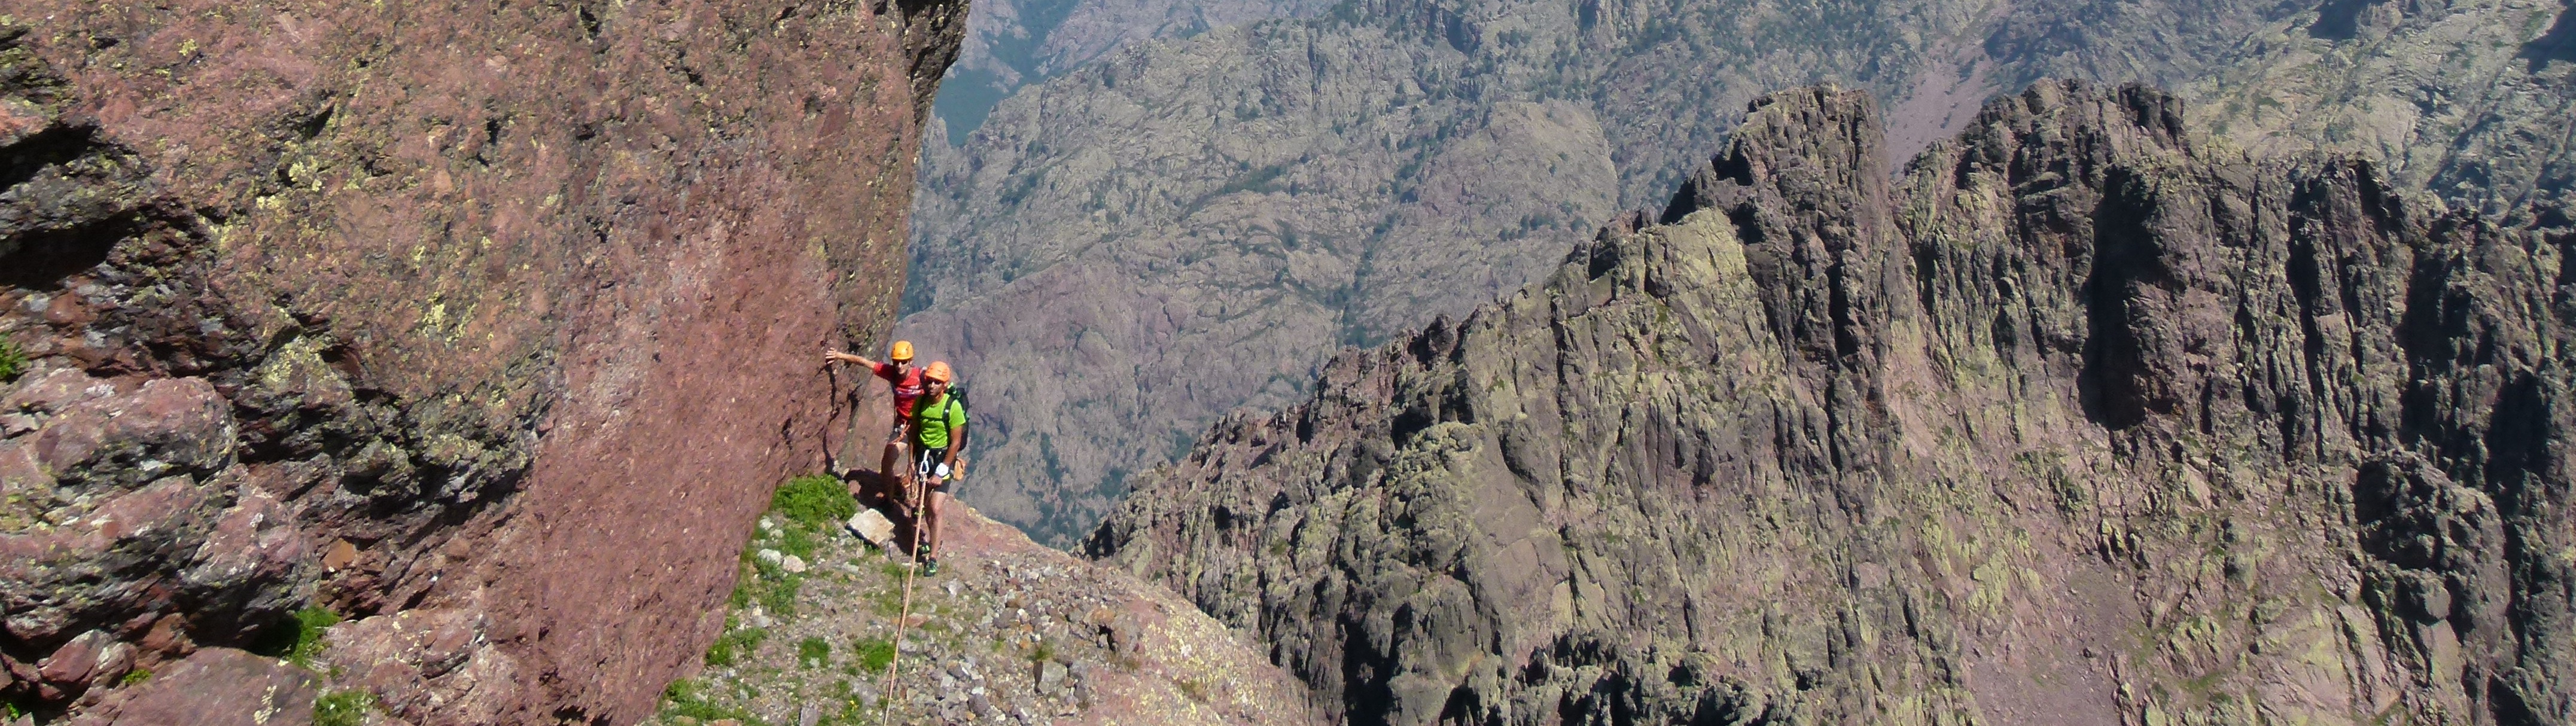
left=0, top=1, right=963, bottom=722
left=1089, top=82, right=2575, bottom=725
left=905, top=0, right=2576, bottom=546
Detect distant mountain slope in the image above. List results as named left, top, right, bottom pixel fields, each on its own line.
left=1090, top=82, right=2574, bottom=725
left=2178, top=0, right=2576, bottom=216
left=909, top=0, right=2576, bottom=545
left=932, top=0, right=1334, bottom=144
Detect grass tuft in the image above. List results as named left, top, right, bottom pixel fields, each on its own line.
left=289, top=606, right=342, bottom=667
left=660, top=679, right=762, bottom=723
left=705, top=624, right=769, bottom=667
left=0, top=339, right=23, bottom=383
left=312, top=690, right=376, bottom=726
left=799, top=636, right=832, bottom=668
left=255, top=605, right=343, bottom=667
left=852, top=637, right=897, bottom=673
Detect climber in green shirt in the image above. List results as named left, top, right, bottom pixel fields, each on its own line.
left=909, top=361, right=967, bottom=575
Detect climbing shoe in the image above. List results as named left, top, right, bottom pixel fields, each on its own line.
left=922, top=557, right=941, bottom=576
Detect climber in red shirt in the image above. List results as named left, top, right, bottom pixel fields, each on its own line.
left=826, top=340, right=925, bottom=496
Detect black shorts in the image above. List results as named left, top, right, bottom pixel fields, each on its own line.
left=913, top=445, right=951, bottom=485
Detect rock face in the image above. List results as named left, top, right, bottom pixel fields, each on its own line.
left=0, top=1, right=963, bottom=722
left=903, top=0, right=2576, bottom=545
left=1089, top=83, right=2575, bottom=725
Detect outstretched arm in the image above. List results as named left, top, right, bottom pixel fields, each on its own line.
left=824, top=349, right=878, bottom=367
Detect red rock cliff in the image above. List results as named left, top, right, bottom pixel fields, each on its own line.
left=0, top=0, right=964, bottom=722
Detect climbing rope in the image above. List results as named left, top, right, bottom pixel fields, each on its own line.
left=878, top=449, right=934, bottom=722
left=823, top=363, right=845, bottom=475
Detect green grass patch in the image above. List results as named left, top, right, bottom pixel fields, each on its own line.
left=729, top=555, right=804, bottom=618
left=290, top=606, right=342, bottom=667
left=119, top=667, right=151, bottom=686
left=312, top=690, right=376, bottom=726
left=756, top=562, right=801, bottom=615
left=774, top=474, right=856, bottom=531
left=799, top=636, right=832, bottom=668
left=0, top=339, right=23, bottom=383
left=660, top=678, right=763, bottom=723
left=779, top=524, right=819, bottom=561
left=705, top=625, right=769, bottom=667
left=852, top=637, right=897, bottom=673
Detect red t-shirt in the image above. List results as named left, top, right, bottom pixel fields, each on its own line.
left=872, top=361, right=927, bottom=417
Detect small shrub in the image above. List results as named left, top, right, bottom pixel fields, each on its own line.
left=773, top=474, right=855, bottom=531
left=0, top=339, right=23, bottom=383
left=798, top=636, right=832, bottom=667
left=312, top=690, right=376, bottom=726
left=852, top=637, right=896, bottom=673
left=119, top=667, right=151, bottom=686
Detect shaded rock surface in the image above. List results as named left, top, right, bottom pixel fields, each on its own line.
left=908, top=0, right=2576, bottom=547
left=648, top=480, right=1317, bottom=725
left=1089, top=82, right=2576, bottom=725
left=0, top=1, right=964, bottom=722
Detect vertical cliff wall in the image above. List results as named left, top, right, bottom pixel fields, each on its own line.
left=1091, top=82, right=2574, bottom=725
left=0, top=1, right=963, bottom=722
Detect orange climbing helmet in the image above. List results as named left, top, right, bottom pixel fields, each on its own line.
left=889, top=340, right=915, bottom=362
left=923, top=360, right=954, bottom=383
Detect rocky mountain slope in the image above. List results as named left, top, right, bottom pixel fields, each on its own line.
left=1089, top=82, right=2575, bottom=725
left=931, top=0, right=1332, bottom=144
left=903, top=0, right=2576, bottom=545
left=638, top=476, right=1317, bottom=726
left=2177, top=0, right=2576, bottom=216
left=0, top=1, right=961, bottom=722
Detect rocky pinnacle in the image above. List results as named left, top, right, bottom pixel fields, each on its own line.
left=1090, top=81, right=2575, bottom=726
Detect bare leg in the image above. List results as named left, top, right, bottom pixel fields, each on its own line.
left=879, top=438, right=901, bottom=498
left=923, top=488, right=943, bottom=560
